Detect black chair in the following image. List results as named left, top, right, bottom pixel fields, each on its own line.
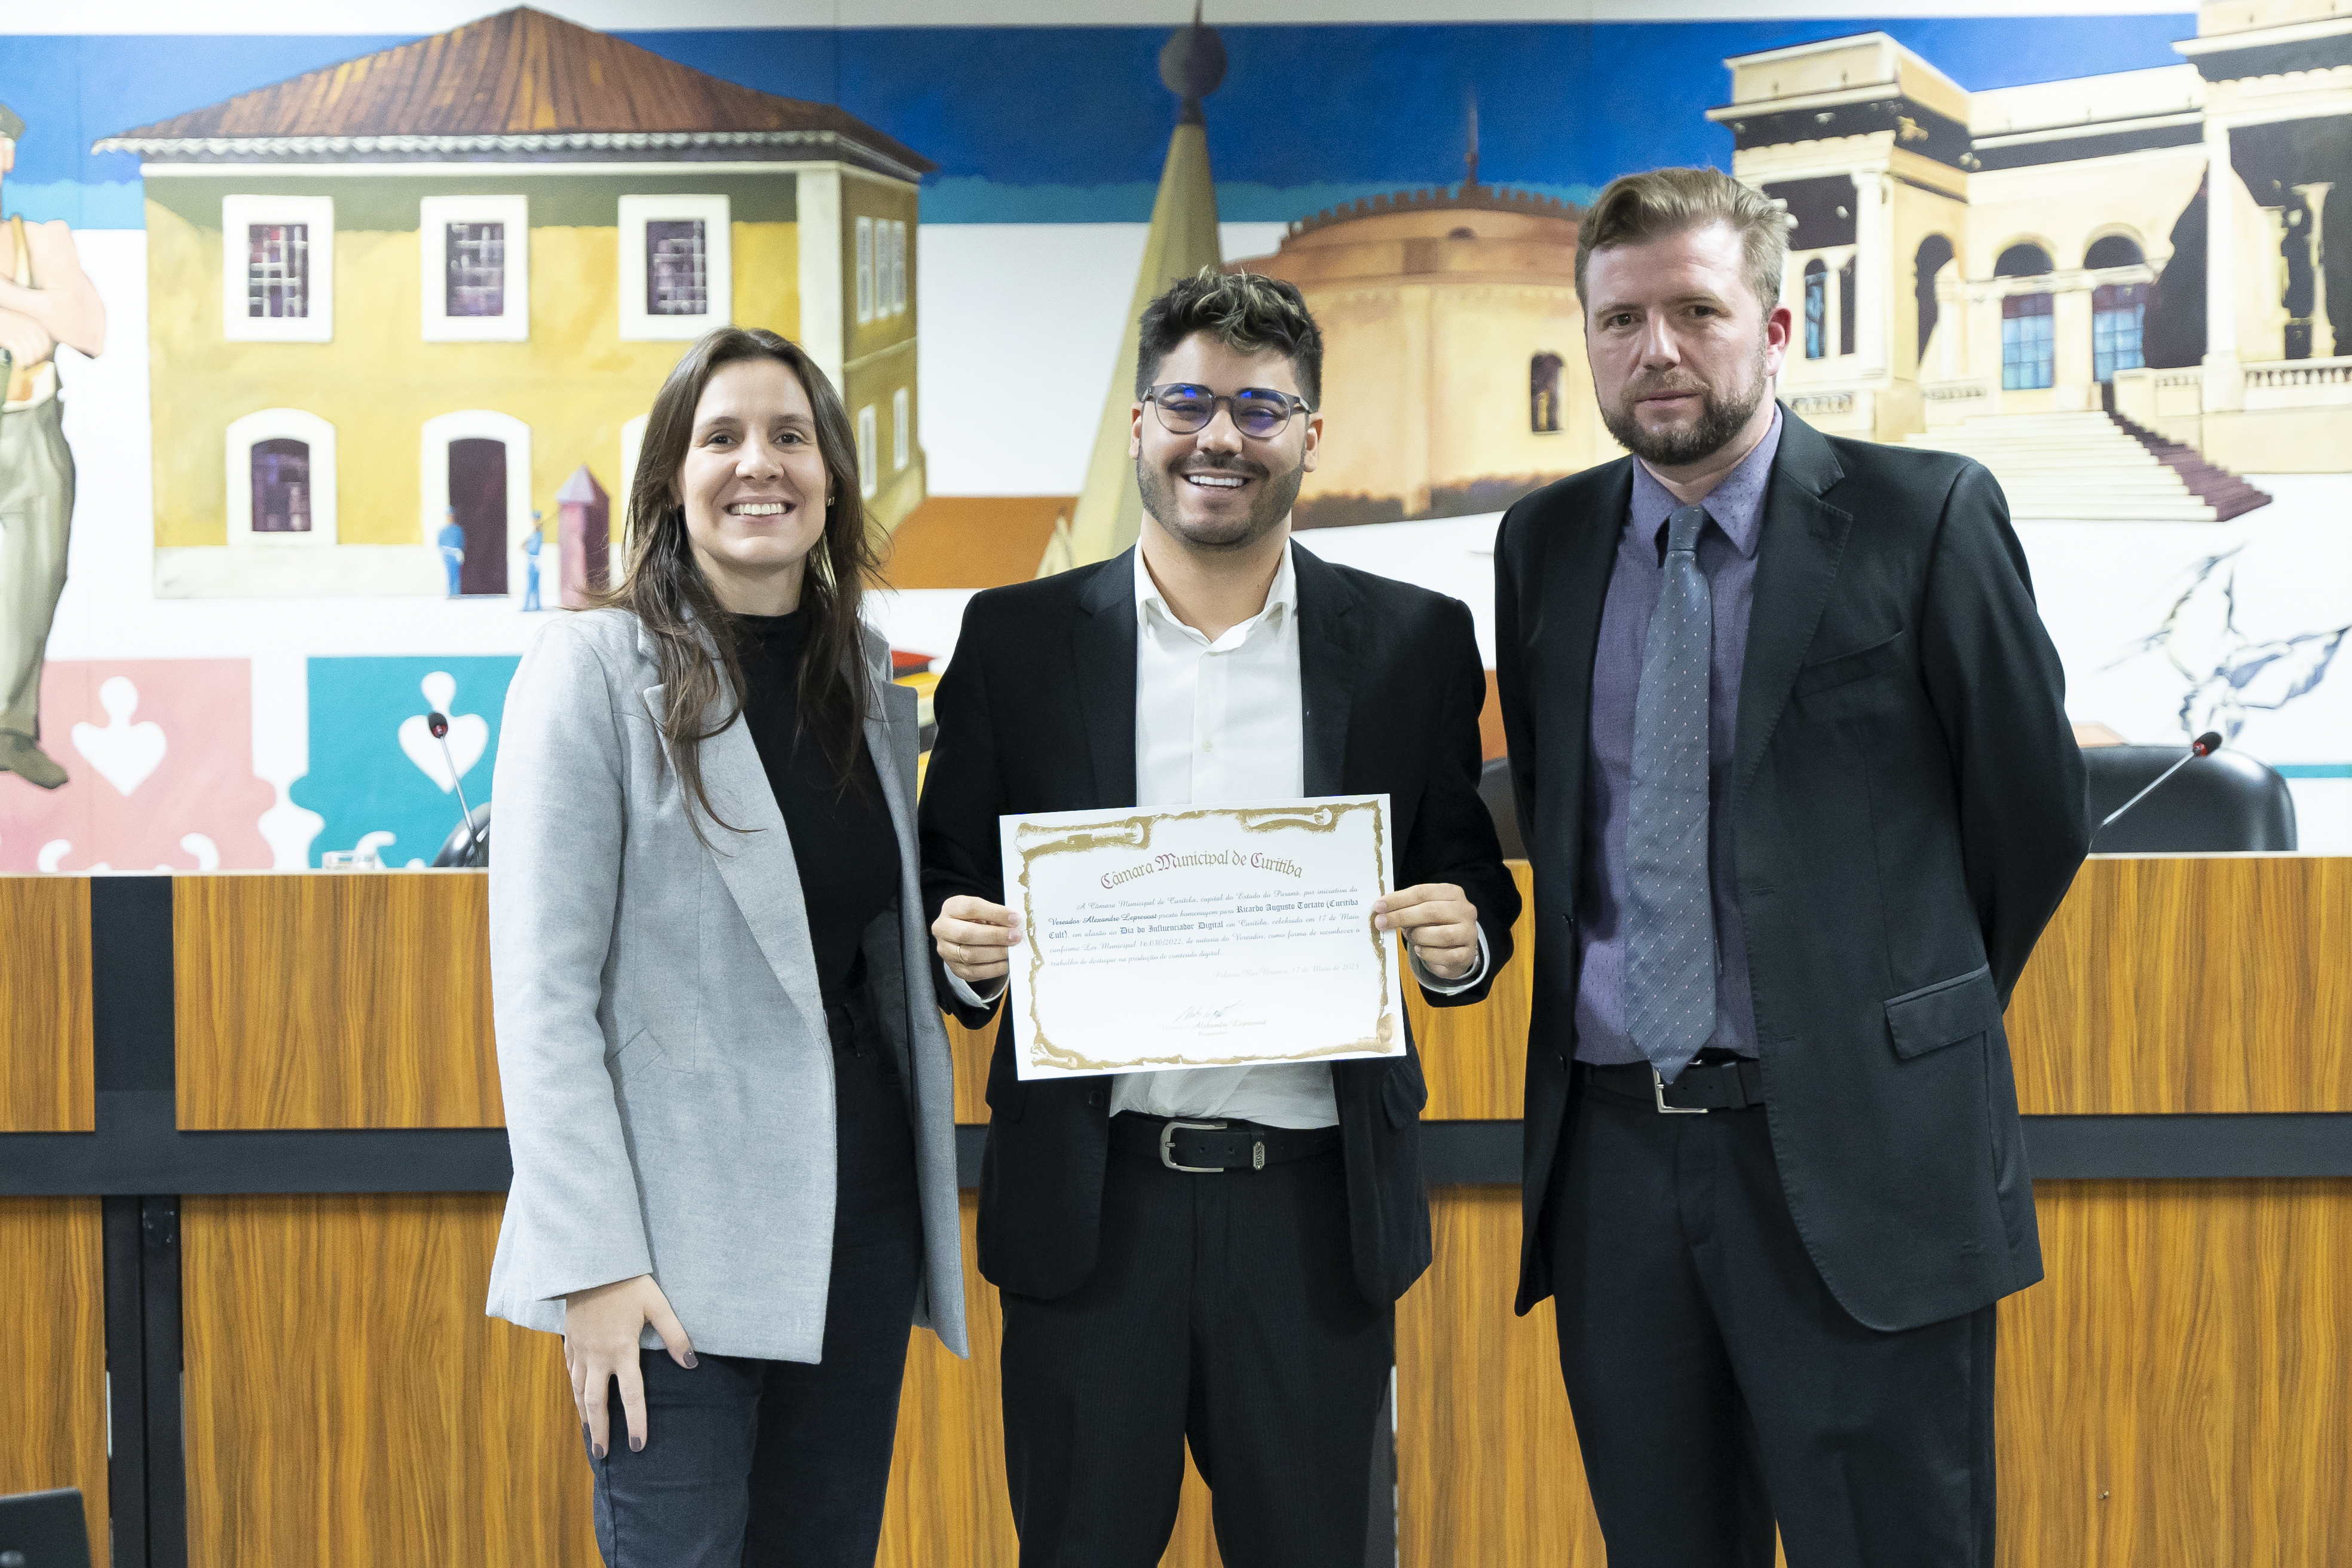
left=431, top=803, right=491, bottom=868
left=1478, top=757, right=1524, bottom=860
left=2083, top=745, right=2297, bottom=853
left=0, top=1488, right=91, bottom=1568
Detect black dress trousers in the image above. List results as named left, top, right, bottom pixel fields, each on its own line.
left=999, top=1128, right=1393, bottom=1568
left=1546, top=1082, right=1997, bottom=1568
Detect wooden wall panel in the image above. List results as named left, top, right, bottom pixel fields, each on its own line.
left=0, top=1196, right=108, bottom=1561
left=0, top=875, right=93, bottom=1132
left=1396, top=1185, right=1600, bottom=1567
left=181, top=1194, right=596, bottom=1567
left=881, top=1191, right=1224, bottom=1567
left=2007, top=856, right=2352, bottom=1114
left=176, top=874, right=501, bottom=1129
left=1995, top=1178, right=2352, bottom=1567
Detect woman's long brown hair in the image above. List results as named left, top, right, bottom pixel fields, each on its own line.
left=599, top=326, right=878, bottom=838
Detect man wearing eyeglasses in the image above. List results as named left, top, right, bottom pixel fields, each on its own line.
left=918, top=268, right=1518, bottom=1567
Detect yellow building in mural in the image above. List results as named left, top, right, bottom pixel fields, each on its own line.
left=1713, top=1, right=2351, bottom=517
left=96, top=6, right=931, bottom=599
left=1236, top=181, right=1612, bottom=528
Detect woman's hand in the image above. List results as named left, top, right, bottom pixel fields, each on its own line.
left=564, top=1273, right=696, bottom=1458
left=932, top=895, right=1022, bottom=988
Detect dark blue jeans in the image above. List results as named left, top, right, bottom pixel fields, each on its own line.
left=587, top=1003, right=923, bottom=1567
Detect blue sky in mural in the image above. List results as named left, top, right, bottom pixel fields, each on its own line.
left=1, top=16, right=2194, bottom=226
left=290, top=656, right=516, bottom=869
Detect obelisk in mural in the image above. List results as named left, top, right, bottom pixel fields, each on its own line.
left=1054, top=5, right=1226, bottom=571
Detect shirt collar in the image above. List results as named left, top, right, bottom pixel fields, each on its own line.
left=1628, top=403, right=1783, bottom=562
left=1132, top=539, right=1298, bottom=636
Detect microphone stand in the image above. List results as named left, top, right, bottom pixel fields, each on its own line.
left=2101, top=731, right=2224, bottom=831
left=427, top=711, right=483, bottom=866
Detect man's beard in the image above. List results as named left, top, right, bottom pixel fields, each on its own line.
left=1135, top=452, right=1306, bottom=552
left=1599, top=338, right=1771, bottom=467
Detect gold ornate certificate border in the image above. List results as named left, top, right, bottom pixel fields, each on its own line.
left=1011, top=798, right=1397, bottom=1074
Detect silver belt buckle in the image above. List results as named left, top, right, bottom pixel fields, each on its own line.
left=1653, top=1065, right=1710, bottom=1114
left=1160, top=1118, right=1231, bottom=1172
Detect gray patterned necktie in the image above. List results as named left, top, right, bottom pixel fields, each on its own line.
left=1625, top=503, right=1717, bottom=1083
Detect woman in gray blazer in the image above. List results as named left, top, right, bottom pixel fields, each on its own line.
left=485, top=326, right=967, bottom=1567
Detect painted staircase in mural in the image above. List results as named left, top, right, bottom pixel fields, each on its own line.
left=1898, top=412, right=2271, bottom=523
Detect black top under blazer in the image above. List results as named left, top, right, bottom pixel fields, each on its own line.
left=919, top=542, right=1521, bottom=1306
left=1494, top=411, right=2091, bottom=1334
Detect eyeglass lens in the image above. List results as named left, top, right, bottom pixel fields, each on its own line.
left=1153, top=386, right=1296, bottom=438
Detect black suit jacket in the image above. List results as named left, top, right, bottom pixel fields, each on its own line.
left=1494, top=411, right=2089, bottom=1333
left=919, top=541, right=1520, bottom=1306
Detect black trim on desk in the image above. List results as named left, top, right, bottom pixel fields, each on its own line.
left=139, top=1196, right=186, bottom=1568
left=103, top=1197, right=149, bottom=1568
left=2024, top=1114, right=2352, bottom=1180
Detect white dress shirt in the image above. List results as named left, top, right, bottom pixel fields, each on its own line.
left=951, top=542, right=1486, bottom=1129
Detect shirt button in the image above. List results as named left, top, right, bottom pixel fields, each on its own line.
left=1201, top=740, right=1214, bottom=752
left=1087, top=1088, right=1107, bottom=1109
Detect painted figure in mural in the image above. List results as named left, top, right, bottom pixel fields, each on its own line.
left=484, top=327, right=967, bottom=1567
left=437, top=505, right=466, bottom=598
left=1493, top=167, right=2089, bottom=1565
left=921, top=271, right=1518, bottom=1566
left=523, top=509, right=544, bottom=611
left=0, top=101, right=108, bottom=791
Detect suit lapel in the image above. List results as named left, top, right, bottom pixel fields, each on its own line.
left=639, top=639, right=825, bottom=1049
left=1732, top=413, right=1854, bottom=801
left=1074, top=552, right=1140, bottom=809
left=1539, top=460, right=1630, bottom=851
left=1293, top=543, right=1360, bottom=797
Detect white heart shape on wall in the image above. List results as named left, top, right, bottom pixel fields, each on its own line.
left=71, top=677, right=169, bottom=798
left=396, top=670, right=488, bottom=794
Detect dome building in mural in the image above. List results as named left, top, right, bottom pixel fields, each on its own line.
left=1231, top=137, right=1615, bottom=529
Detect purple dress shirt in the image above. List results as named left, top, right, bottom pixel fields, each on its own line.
left=1574, top=408, right=1783, bottom=1065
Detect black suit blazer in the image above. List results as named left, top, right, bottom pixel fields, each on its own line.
left=919, top=541, right=1520, bottom=1306
left=1494, top=411, right=2089, bottom=1333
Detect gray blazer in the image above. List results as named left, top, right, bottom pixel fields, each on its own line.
left=484, top=607, right=968, bottom=1362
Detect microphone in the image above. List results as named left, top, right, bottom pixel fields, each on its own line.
left=427, top=710, right=485, bottom=867
left=2100, top=731, right=2224, bottom=831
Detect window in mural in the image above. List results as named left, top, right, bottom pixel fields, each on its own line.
left=890, top=220, right=908, bottom=314
left=857, top=217, right=875, bottom=323
left=2093, top=283, right=2148, bottom=382
left=250, top=439, right=311, bottom=534
left=1803, top=260, right=1827, bottom=360
left=446, top=223, right=506, bottom=317
left=647, top=221, right=709, bottom=316
left=1996, top=244, right=2057, bottom=391
left=1530, top=353, right=1563, bottom=433
left=2002, top=293, right=2056, bottom=390
left=893, top=387, right=911, bottom=471
left=247, top=225, right=308, bottom=318
left=1838, top=256, right=1857, bottom=357
left=858, top=405, right=878, bottom=498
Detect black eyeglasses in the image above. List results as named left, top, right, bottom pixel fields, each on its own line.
left=1143, top=383, right=1312, bottom=439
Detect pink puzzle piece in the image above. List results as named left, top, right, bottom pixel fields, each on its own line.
left=0, top=660, right=277, bottom=872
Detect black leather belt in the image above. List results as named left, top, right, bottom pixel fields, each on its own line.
left=1110, top=1112, right=1341, bottom=1172
left=1577, top=1054, right=1766, bottom=1113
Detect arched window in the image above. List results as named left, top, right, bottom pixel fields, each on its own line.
left=225, top=409, right=338, bottom=547
left=1529, top=353, right=1564, bottom=433
left=420, top=411, right=534, bottom=601
left=1996, top=244, right=2055, bottom=391
left=1837, top=255, right=1857, bottom=356
left=251, top=439, right=311, bottom=533
left=1914, top=235, right=1956, bottom=363
left=2085, top=235, right=2148, bottom=382
left=1803, top=259, right=1828, bottom=360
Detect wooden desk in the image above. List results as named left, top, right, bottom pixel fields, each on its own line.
left=4, top=858, right=2347, bottom=1567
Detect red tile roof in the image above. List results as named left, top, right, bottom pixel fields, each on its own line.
left=96, top=7, right=932, bottom=177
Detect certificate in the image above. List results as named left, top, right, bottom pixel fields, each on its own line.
left=998, top=794, right=1407, bottom=1080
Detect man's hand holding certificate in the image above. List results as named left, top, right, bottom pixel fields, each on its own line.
left=929, top=794, right=1477, bottom=1081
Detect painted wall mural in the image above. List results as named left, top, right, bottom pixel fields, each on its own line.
left=2, top=1, right=2347, bottom=863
